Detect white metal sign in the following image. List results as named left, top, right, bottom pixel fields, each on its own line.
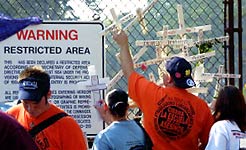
left=0, top=21, right=105, bottom=137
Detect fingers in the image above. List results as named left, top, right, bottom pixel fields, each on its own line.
left=112, top=30, right=129, bottom=47
left=94, top=100, right=109, bottom=121
left=94, top=99, right=104, bottom=109
left=112, top=29, right=121, bottom=41
left=112, top=28, right=122, bottom=35
left=94, top=104, right=105, bottom=116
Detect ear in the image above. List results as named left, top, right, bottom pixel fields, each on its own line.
left=47, top=90, right=52, bottom=98
left=104, top=103, right=109, bottom=111
left=166, top=73, right=172, bottom=83
left=163, top=72, right=172, bottom=86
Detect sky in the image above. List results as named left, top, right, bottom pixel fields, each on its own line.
left=67, top=0, right=148, bottom=21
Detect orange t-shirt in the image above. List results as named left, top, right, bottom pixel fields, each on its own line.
left=7, top=103, right=88, bottom=150
left=128, top=72, right=214, bottom=150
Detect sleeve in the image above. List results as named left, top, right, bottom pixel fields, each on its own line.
left=60, top=117, right=88, bottom=150
left=92, top=133, right=111, bottom=150
left=205, top=122, right=227, bottom=150
left=6, top=105, right=19, bottom=117
left=199, top=103, right=214, bottom=147
left=128, top=72, right=161, bottom=109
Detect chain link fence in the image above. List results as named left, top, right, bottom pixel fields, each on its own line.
left=0, top=0, right=225, bottom=118
left=103, top=0, right=225, bottom=103
left=0, top=0, right=232, bottom=147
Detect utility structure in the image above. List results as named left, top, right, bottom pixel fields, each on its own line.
left=224, top=0, right=243, bottom=89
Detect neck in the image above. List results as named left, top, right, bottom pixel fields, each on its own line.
left=30, top=103, right=50, bottom=118
left=113, top=116, right=127, bottom=122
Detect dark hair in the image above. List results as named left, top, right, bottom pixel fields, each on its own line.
left=214, top=85, right=246, bottom=131
left=106, top=89, right=129, bottom=118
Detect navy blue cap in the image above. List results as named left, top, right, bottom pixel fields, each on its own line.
left=18, top=77, right=49, bottom=102
left=166, top=57, right=195, bottom=89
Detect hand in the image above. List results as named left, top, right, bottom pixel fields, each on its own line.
left=112, top=29, right=134, bottom=79
left=94, top=100, right=106, bottom=117
left=94, top=100, right=112, bottom=125
left=112, top=30, right=129, bottom=48
left=208, top=100, right=216, bottom=111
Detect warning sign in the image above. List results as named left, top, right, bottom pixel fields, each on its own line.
left=0, top=21, right=105, bottom=136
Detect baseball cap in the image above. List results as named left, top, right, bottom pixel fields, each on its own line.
left=166, top=56, right=196, bottom=89
left=18, top=77, right=49, bottom=102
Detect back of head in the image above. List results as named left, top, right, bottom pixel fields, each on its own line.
left=165, top=56, right=195, bottom=89
left=215, top=85, right=246, bottom=130
left=106, top=89, right=129, bottom=117
left=18, top=65, right=50, bottom=102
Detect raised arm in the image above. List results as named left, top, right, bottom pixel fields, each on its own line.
left=113, top=30, right=134, bottom=79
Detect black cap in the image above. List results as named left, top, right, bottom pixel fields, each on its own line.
left=166, top=57, right=196, bottom=89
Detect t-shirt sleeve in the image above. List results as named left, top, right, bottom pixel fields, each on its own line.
left=199, top=103, right=214, bottom=147
left=205, top=122, right=227, bottom=150
left=128, top=72, right=160, bottom=109
left=6, top=105, right=19, bottom=117
left=92, top=133, right=111, bottom=150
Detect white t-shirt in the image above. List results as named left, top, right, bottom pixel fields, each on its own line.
left=206, top=120, right=246, bottom=150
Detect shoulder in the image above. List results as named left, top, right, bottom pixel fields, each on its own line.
left=93, top=127, right=112, bottom=147
left=208, top=120, right=240, bottom=144
left=213, top=120, right=232, bottom=126
left=214, top=120, right=237, bottom=127
left=6, top=104, right=23, bottom=116
left=50, top=112, right=86, bottom=143
left=188, top=93, right=210, bottom=108
left=54, top=113, right=83, bottom=135
left=59, top=115, right=78, bottom=126
left=129, top=71, right=140, bottom=78
left=6, top=103, right=22, bottom=111
left=96, top=121, right=125, bottom=136
left=45, top=104, right=79, bottom=128
left=211, top=120, right=226, bottom=128
left=211, top=120, right=237, bottom=132
left=129, top=72, right=145, bottom=83
left=94, top=122, right=123, bottom=141
left=93, top=131, right=111, bottom=149
left=53, top=112, right=78, bottom=126
left=0, top=111, right=31, bottom=137
left=95, top=129, right=108, bottom=139
left=0, top=111, right=18, bottom=127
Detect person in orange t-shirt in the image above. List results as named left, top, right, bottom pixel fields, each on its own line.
left=7, top=65, right=88, bottom=150
left=113, top=30, right=214, bottom=150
